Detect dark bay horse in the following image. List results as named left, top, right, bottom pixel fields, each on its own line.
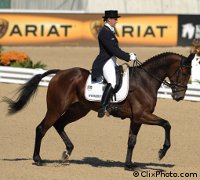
left=3, top=52, right=194, bottom=170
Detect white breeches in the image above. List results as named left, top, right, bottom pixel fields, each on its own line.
left=103, top=56, right=117, bottom=88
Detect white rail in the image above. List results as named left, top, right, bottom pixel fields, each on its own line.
left=158, top=84, right=200, bottom=101
left=0, top=66, right=200, bottom=101
left=0, top=66, right=52, bottom=87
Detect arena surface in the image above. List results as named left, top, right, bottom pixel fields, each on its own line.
left=0, top=46, right=200, bottom=180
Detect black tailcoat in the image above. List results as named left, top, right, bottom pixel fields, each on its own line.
left=91, top=25, right=130, bottom=81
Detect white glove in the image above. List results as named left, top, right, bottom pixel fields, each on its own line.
left=129, top=53, right=137, bottom=61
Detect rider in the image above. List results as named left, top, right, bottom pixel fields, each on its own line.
left=91, top=10, right=137, bottom=118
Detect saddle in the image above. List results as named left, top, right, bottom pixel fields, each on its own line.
left=84, top=66, right=129, bottom=103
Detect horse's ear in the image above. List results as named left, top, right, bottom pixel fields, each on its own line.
left=185, top=53, right=195, bottom=64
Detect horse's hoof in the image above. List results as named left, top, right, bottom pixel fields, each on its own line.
left=32, top=161, right=44, bottom=166
left=158, top=149, right=166, bottom=160
left=124, top=163, right=140, bottom=171
left=62, top=151, right=70, bottom=161
left=61, top=151, right=70, bottom=165
left=33, top=155, right=43, bottom=166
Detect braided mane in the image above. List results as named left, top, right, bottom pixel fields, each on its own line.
left=140, top=52, right=184, bottom=68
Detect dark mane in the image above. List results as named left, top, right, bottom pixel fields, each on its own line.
left=141, top=52, right=184, bottom=68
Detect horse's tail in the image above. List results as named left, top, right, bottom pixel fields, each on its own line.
left=2, top=69, right=60, bottom=115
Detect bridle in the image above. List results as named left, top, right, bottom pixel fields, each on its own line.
left=133, top=58, right=192, bottom=93
left=167, top=59, right=192, bottom=92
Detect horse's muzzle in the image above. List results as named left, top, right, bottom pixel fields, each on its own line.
left=172, top=94, right=184, bottom=101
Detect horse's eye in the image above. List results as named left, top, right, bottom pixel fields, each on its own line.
left=181, top=67, right=191, bottom=77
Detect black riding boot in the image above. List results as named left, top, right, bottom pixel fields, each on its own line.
left=98, top=83, right=114, bottom=118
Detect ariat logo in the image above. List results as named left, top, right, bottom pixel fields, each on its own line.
left=90, top=19, right=104, bottom=38
left=0, top=18, right=8, bottom=38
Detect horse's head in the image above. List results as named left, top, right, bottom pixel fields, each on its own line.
left=168, top=53, right=194, bottom=101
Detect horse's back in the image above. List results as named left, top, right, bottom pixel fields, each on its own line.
left=47, top=67, right=90, bottom=102
left=50, top=67, right=90, bottom=84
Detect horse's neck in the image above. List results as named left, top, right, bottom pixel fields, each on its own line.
left=144, top=57, right=174, bottom=77
left=139, top=59, right=173, bottom=89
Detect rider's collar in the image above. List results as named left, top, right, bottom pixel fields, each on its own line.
left=105, top=23, right=115, bottom=33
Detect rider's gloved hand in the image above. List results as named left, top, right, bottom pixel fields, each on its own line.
left=129, top=53, right=137, bottom=61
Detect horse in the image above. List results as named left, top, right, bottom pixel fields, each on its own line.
left=3, top=52, right=194, bottom=170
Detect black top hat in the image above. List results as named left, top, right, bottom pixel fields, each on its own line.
left=102, top=10, right=121, bottom=19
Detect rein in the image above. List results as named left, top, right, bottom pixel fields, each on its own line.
left=132, top=58, right=190, bottom=92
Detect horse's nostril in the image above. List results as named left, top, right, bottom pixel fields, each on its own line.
left=175, top=96, right=183, bottom=101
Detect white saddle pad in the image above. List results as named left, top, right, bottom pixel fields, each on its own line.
left=84, top=68, right=129, bottom=103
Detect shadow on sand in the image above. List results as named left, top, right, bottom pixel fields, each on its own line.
left=70, top=157, right=174, bottom=171
left=2, top=157, right=175, bottom=171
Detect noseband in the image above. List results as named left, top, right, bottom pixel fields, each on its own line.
left=134, top=58, right=192, bottom=93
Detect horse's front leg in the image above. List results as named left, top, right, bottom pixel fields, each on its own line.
left=158, top=120, right=171, bottom=160
left=141, top=112, right=171, bottom=160
left=125, top=120, right=141, bottom=170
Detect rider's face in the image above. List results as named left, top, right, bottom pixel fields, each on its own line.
left=108, top=18, right=118, bottom=27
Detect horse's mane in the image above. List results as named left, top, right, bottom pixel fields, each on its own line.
left=140, top=52, right=184, bottom=68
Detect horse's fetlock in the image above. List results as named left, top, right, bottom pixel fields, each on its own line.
left=67, top=144, right=74, bottom=155
left=33, top=154, right=42, bottom=163
left=163, top=144, right=171, bottom=149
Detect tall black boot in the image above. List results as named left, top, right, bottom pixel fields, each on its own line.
left=98, top=83, right=114, bottom=118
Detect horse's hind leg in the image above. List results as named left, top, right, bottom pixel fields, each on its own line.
left=33, top=111, right=60, bottom=165
left=54, top=102, right=90, bottom=162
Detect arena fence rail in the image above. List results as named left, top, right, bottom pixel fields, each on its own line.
left=0, top=66, right=200, bottom=102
